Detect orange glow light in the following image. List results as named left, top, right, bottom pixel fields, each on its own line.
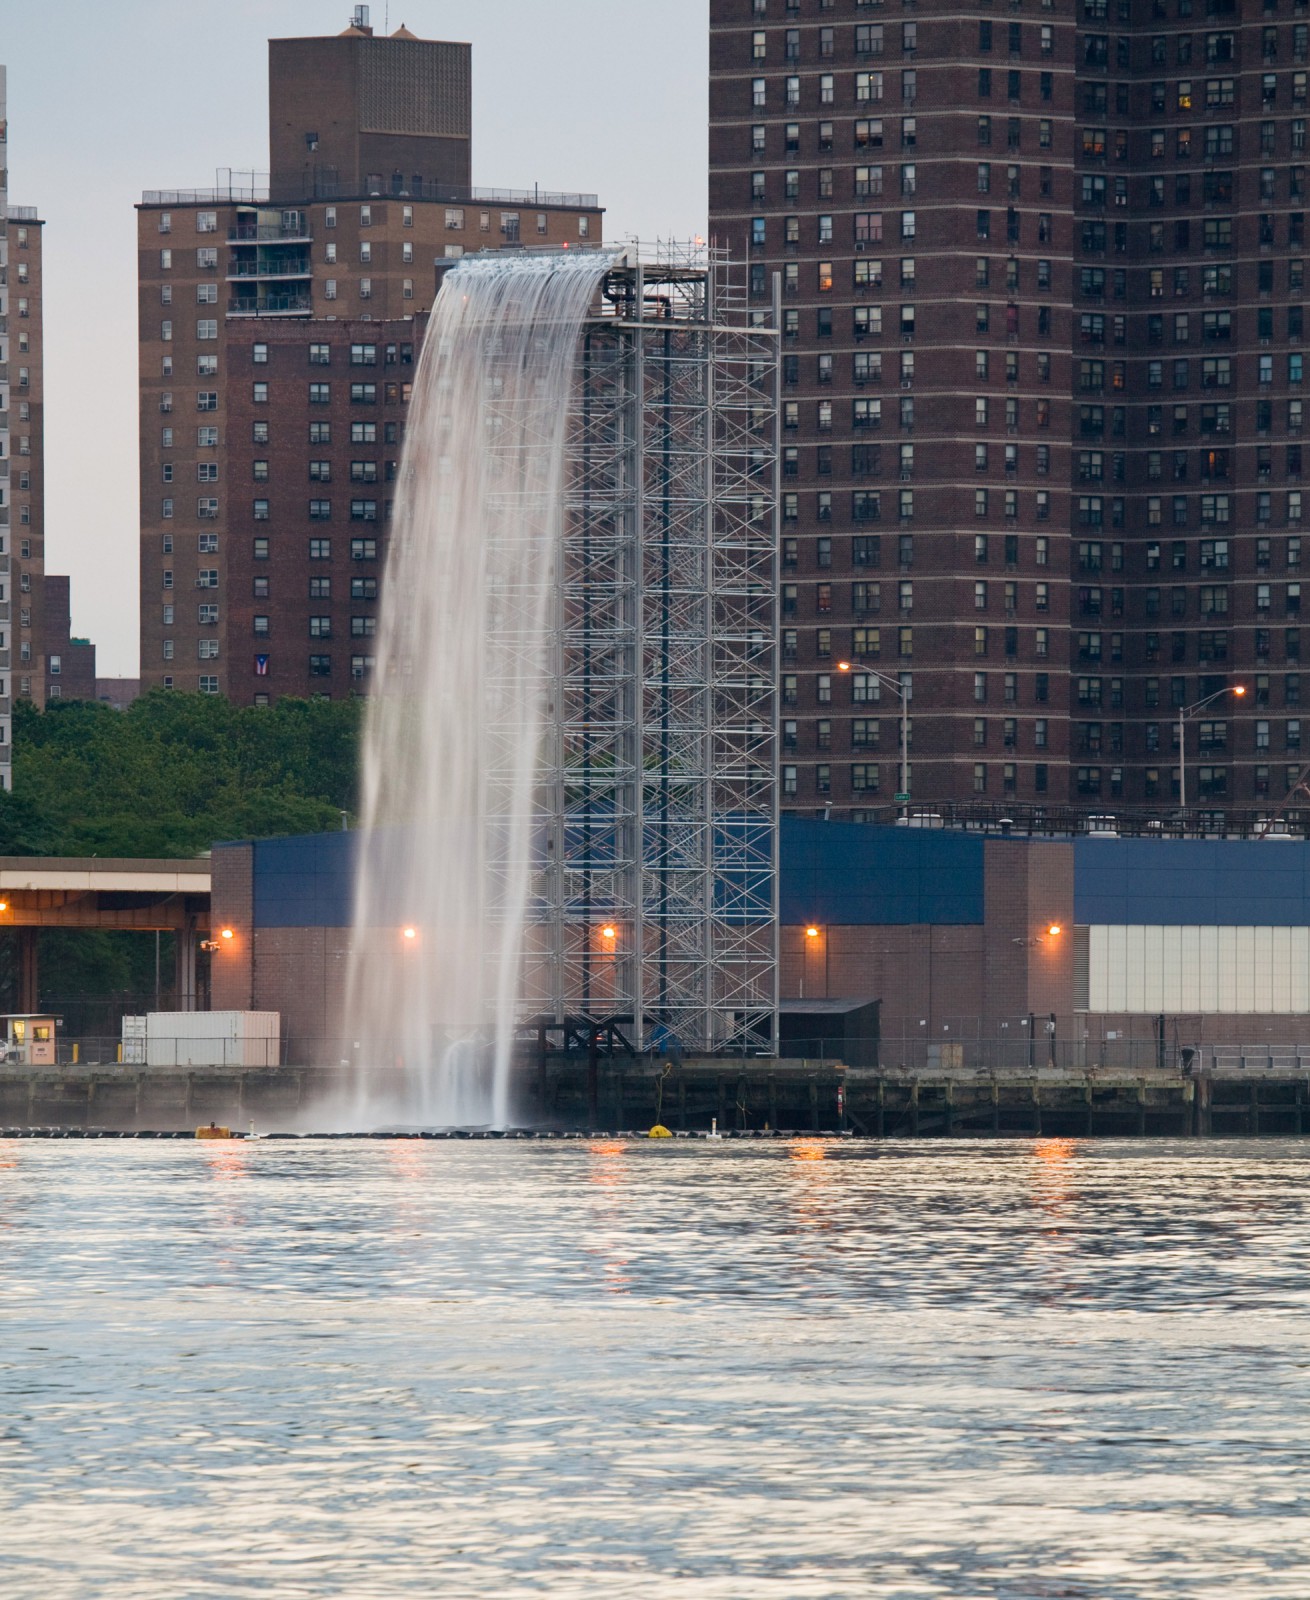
left=220, top=927, right=235, bottom=941
left=1232, top=685, right=1247, bottom=696
left=836, top=660, right=854, bottom=672
left=402, top=926, right=418, bottom=941
left=0, top=901, right=8, bottom=913
left=787, top=1138, right=827, bottom=1161
left=1047, top=923, right=1063, bottom=937
left=805, top=925, right=821, bottom=939
left=600, top=924, right=617, bottom=941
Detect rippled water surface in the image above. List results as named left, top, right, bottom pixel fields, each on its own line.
left=3, top=1138, right=1310, bottom=1598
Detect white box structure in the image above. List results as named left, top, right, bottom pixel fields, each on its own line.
left=121, top=1011, right=281, bottom=1068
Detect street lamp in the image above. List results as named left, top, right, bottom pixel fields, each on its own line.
left=836, top=659, right=910, bottom=817
left=1177, top=683, right=1246, bottom=810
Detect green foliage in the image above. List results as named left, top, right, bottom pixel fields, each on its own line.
left=0, top=690, right=362, bottom=858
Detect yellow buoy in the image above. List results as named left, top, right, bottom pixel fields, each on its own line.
left=648, top=1124, right=673, bottom=1138
left=195, top=1124, right=232, bottom=1140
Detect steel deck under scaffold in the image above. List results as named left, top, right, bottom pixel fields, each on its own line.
left=516, top=246, right=780, bottom=1054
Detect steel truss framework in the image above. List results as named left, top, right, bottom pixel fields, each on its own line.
left=514, top=249, right=780, bottom=1053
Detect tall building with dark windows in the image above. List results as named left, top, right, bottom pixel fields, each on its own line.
left=1, top=63, right=50, bottom=791
left=137, top=11, right=601, bottom=702
left=712, top=0, right=1309, bottom=819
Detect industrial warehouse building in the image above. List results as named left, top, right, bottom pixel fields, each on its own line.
left=210, top=819, right=1310, bottom=1069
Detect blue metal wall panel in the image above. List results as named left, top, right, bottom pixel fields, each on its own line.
left=245, top=824, right=1310, bottom=933
left=779, top=819, right=984, bottom=925
left=1074, top=838, right=1310, bottom=927
left=249, top=819, right=987, bottom=929
left=252, top=831, right=358, bottom=928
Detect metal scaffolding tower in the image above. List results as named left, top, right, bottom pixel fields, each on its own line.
left=521, top=247, right=780, bottom=1054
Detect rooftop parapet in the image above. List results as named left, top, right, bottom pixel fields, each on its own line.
left=141, top=182, right=599, bottom=210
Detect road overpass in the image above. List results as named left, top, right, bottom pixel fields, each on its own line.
left=0, top=857, right=212, bottom=1011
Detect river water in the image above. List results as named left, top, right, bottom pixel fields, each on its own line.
left=2, top=1138, right=1309, bottom=1598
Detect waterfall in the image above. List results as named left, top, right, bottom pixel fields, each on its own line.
left=345, top=249, right=616, bottom=1127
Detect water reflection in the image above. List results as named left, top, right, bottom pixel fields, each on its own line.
left=786, top=1137, right=828, bottom=1162
left=1, top=1140, right=1309, bottom=1597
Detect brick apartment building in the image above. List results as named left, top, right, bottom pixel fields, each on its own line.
left=137, top=11, right=601, bottom=700
left=222, top=315, right=427, bottom=702
left=711, top=0, right=1310, bottom=818
left=42, top=576, right=96, bottom=702
left=1, top=65, right=50, bottom=789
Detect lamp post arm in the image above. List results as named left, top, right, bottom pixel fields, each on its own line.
left=838, top=658, right=910, bottom=816
left=1178, top=685, right=1245, bottom=813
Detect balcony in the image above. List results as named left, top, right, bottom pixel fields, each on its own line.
left=228, top=223, right=313, bottom=244
left=228, top=293, right=314, bottom=318
left=226, top=257, right=312, bottom=280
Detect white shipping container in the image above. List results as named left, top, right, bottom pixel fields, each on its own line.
left=136, top=1011, right=281, bottom=1068
left=121, top=1014, right=147, bottom=1064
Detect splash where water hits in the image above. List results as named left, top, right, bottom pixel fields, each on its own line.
left=344, top=249, right=619, bottom=1129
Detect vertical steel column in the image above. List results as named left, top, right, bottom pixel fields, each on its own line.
left=630, top=261, right=647, bottom=1050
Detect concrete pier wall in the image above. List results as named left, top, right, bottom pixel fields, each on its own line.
left=2, top=1061, right=1308, bottom=1138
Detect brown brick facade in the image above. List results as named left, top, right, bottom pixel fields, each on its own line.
left=711, top=0, right=1310, bottom=818
left=268, top=28, right=472, bottom=202
left=137, top=17, right=602, bottom=701
left=7, top=211, right=46, bottom=708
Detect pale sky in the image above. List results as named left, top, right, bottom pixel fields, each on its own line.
left=4, top=0, right=708, bottom=675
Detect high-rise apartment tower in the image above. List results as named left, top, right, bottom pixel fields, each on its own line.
left=712, top=0, right=1310, bottom=819
left=138, top=14, right=601, bottom=701
left=0, top=65, right=49, bottom=788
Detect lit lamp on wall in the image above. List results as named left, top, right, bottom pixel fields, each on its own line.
left=802, top=924, right=827, bottom=999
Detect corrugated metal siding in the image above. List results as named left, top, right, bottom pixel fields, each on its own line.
left=1075, top=838, right=1310, bottom=926
left=253, top=832, right=358, bottom=928
left=1074, top=925, right=1090, bottom=1010
left=1088, top=924, right=1310, bottom=1013
left=780, top=819, right=984, bottom=926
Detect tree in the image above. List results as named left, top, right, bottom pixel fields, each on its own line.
left=0, top=691, right=362, bottom=858
left=0, top=692, right=364, bottom=1023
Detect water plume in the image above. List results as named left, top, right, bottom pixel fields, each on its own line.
left=345, top=249, right=616, bottom=1126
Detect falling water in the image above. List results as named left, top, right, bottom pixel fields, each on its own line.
left=345, top=249, right=617, bottom=1127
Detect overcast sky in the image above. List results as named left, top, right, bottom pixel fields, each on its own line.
left=4, top=0, right=708, bottom=675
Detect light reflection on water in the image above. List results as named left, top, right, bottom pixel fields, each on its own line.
left=3, top=1139, right=1310, bottom=1597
